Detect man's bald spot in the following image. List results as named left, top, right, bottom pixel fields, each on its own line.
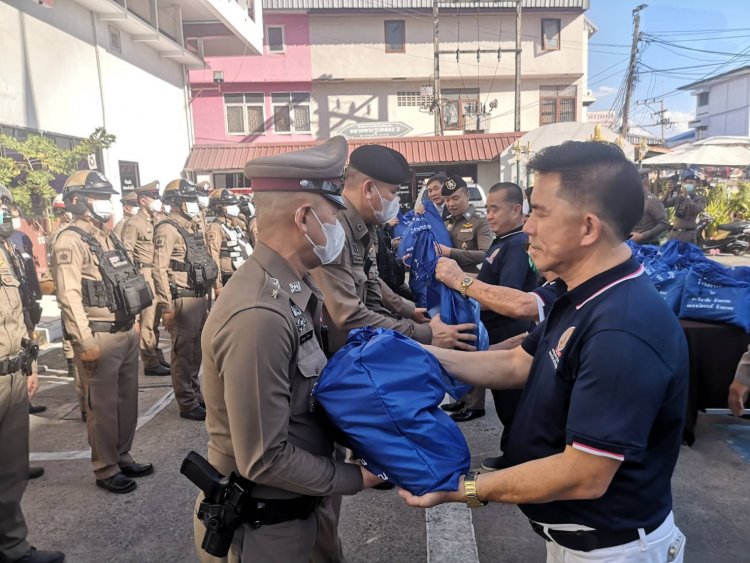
left=254, top=192, right=317, bottom=233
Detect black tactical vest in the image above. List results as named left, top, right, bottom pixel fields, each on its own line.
left=158, top=219, right=218, bottom=290
left=66, top=226, right=153, bottom=317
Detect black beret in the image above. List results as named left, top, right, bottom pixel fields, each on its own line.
left=349, top=145, right=411, bottom=185
left=441, top=175, right=468, bottom=197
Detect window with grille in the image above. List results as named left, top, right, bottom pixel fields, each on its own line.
left=441, top=88, right=480, bottom=131
left=542, top=19, right=561, bottom=51
left=271, top=92, right=311, bottom=133
left=539, top=86, right=576, bottom=125
left=224, top=93, right=265, bottom=136
left=397, top=91, right=430, bottom=107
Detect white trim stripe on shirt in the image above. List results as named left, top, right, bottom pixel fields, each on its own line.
left=575, top=265, right=646, bottom=310
left=572, top=441, right=625, bottom=462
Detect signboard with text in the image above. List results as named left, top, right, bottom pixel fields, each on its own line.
left=338, top=121, right=413, bottom=139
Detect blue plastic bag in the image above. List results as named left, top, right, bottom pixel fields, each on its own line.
left=313, top=327, right=471, bottom=494
left=439, top=284, right=490, bottom=352
left=408, top=224, right=441, bottom=309
left=397, top=201, right=451, bottom=262
left=649, top=270, right=688, bottom=314
left=678, top=262, right=750, bottom=331
left=658, top=240, right=709, bottom=271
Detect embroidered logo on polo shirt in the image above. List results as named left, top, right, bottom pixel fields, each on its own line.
left=548, top=325, right=575, bottom=369
left=486, top=248, right=500, bottom=265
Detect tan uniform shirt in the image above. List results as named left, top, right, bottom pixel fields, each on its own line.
left=445, top=205, right=493, bottom=272
left=0, top=243, right=26, bottom=361
left=310, top=197, right=431, bottom=353
left=153, top=212, right=206, bottom=308
left=113, top=215, right=130, bottom=239
left=51, top=218, right=121, bottom=352
left=201, top=242, right=362, bottom=498
left=120, top=208, right=156, bottom=267
left=206, top=216, right=251, bottom=290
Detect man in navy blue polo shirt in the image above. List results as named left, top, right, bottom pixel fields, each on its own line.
left=401, top=141, right=688, bottom=562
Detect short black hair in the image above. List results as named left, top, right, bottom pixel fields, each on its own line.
left=527, top=141, right=644, bottom=240
left=427, top=173, right=447, bottom=186
left=489, top=182, right=523, bottom=206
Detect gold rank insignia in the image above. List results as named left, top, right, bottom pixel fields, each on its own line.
left=463, top=223, right=474, bottom=229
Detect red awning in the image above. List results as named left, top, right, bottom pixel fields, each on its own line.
left=185, top=132, right=524, bottom=172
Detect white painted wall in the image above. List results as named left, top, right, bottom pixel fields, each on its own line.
left=692, top=72, right=750, bottom=138
left=0, top=0, right=193, bottom=220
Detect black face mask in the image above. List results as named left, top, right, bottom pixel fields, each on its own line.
left=0, top=209, right=13, bottom=238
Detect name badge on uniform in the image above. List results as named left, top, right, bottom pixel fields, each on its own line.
left=459, top=228, right=473, bottom=233
left=108, top=254, right=129, bottom=268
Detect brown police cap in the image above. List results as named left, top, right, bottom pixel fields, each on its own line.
left=244, top=136, right=347, bottom=209
left=122, top=191, right=138, bottom=205
left=134, top=181, right=161, bottom=197
left=441, top=175, right=468, bottom=197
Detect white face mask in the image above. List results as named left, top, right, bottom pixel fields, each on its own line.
left=225, top=205, right=240, bottom=217
left=128, top=206, right=140, bottom=216
left=197, top=196, right=209, bottom=208
left=90, top=199, right=113, bottom=222
left=163, top=204, right=171, bottom=214
left=11, top=217, right=21, bottom=230
left=183, top=201, right=200, bottom=218
left=149, top=199, right=163, bottom=213
left=303, top=208, right=346, bottom=265
left=368, top=184, right=400, bottom=224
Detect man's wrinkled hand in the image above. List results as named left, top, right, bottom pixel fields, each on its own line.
left=435, top=257, right=463, bottom=291
left=27, top=372, right=39, bottom=399
left=414, top=203, right=426, bottom=215
left=489, top=333, right=527, bottom=351
left=728, top=380, right=749, bottom=417
left=80, top=345, right=102, bottom=372
left=398, top=487, right=461, bottom=508
left=411, top=307, right=430, bottom=324
left=429, top=314, right=477, bottom=351
left=162, top=310, right=175, bottom=332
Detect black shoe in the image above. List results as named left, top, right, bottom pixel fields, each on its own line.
left=180, top=406, right=206, bottom=421
left=159, top=360, right=171, bottom=369
left=120, top=462, right=154, bottom=478
left=199, top=400, right=206, bottom=409
left=144, top=364, right=170, bottom=376
left=440, top=401, right=465, bottom=413
left=28, top=466, right=44, bottom=480
left=373, top=482, right=395, bottom=491
left=29, top=404, right=47, bottom=414
left=12, top=547, right=65, bottom=563
left=481, top=455, right=509, bottom=472
left=450, top=408, right=485, bottom=422
left=81, top=410, right=87, bottom=423
left=95, top=473, right=136, bottom=494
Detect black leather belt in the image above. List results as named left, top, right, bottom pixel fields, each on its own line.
left=137, top=262, right=154, bottom=269
left=173, top=288, right=206, bottom=299
left=242, top=495, right=321, bottom=529
left=529, top=519, right=661, bottom=552
left=89, top=320, right=134, bottom=333
left=0, top=355, right=23, bottom=375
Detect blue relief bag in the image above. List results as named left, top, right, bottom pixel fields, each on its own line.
left=438, top=284, right=490, bottom=353
left=649, top=270, right=688, bottom=314
left=678, top=261, right=750, bottom=332
left=313, top=327, right=472, bottom=495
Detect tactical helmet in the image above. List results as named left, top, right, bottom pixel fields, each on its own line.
left=0, top=183, right=12, bottom=204
left=62, top=170, right=117, bottom=215
left=52, top=194, right=66, bottom=209
left=162, top=179, right=198, bottom=205
left=208, top=188, right=240, bottom=209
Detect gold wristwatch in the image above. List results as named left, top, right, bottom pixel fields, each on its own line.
left=463, top=472, right=487, bottom=507
left=459, top=276, right=474, bottom=299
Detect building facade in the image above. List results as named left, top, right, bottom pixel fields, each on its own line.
left=680, top=66, right=750, bottom=139
left=0, top=0, right=264, bottom=208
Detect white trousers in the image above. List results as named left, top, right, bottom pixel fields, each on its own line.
left=543, top=512, right=685, bottom=563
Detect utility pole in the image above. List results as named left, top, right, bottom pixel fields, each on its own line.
left=514, top=0, right=522, bottom=132
left=621, top=4, right=647, bottom=138
left=433, top=0, right=442, bottom=136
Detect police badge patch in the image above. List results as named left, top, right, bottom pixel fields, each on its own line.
left=55, top=249, right=72, bottom=265
left=155, top=236, right=166, bottom=249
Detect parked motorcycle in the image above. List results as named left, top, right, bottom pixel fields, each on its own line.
left=696, top=213, right=750, bottom=255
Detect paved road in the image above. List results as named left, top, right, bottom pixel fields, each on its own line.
left=20, top=334, right=750, bottom=563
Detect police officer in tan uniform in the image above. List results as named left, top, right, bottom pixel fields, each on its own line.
left=48, top=195, right=85, bottom=421
left=120, top=182, right=170, bottom=377
left=153, top=180, right=218, bottom=421
left=196, top=136, right=380, bottom=563
left=0, top=185, right=65, bottom=563
left=436, top=175, right=493, bottom=274
left=113, top=191, right=138, bottom=238
left=205, top=188, right=253, bottom=296
left=52, top=171, right=154, bottom=494
left=311, top=145, right=477, bottom=355
left=664, top=175, right=707, bottom=243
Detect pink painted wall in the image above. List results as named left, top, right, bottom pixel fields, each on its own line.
left=189, top=14, right=313, bottom=144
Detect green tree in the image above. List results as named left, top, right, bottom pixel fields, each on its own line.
left=0, top=127, right=116, bottom=216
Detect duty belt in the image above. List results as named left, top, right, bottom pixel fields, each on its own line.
left=242, top=495, right=321, bottom=529
left=529, top=519, right=661, bottom=552
left=136, top=262, right=154, bottom=269
left=89, top=320, right=135, bottom=333
left=0, top=355, right=23, bottom=375
left=173, top=288, right=207, bottom=299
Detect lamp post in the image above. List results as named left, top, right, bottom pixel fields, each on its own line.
left=512, top=141, right=532, bottom=187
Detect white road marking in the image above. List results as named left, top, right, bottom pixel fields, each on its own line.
left=29, top=390, right=175, bottom=462
left=426, top=503, right=480, bottom=563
